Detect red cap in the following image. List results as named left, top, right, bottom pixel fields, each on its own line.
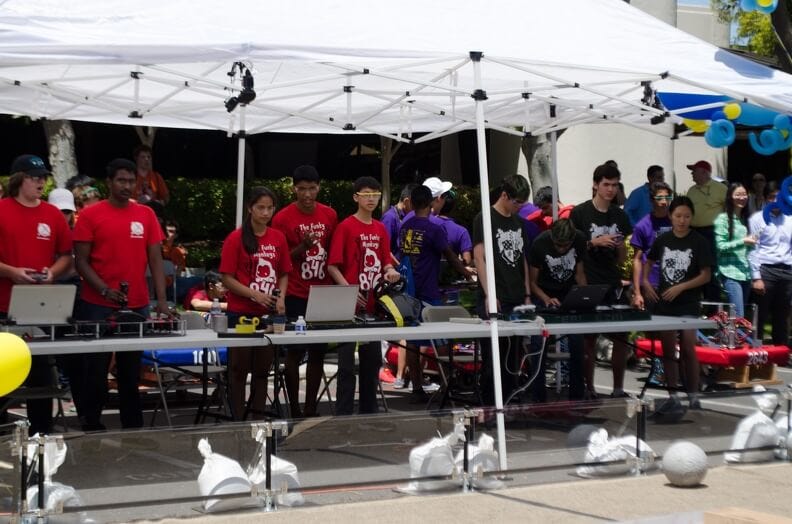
left=686, top=160, right=711, bottom=172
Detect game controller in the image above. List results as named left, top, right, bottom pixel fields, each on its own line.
left=30, top=272, right=47, bottom=282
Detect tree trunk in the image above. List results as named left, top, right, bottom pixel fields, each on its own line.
left=520, top=133, right=553, bottom=193
left=771, top=1, right=792, bottom=73
left=135, top=126, right=157, bottom=147
left=42, top=120, right=78, bottom=188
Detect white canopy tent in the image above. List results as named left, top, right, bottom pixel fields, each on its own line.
left=3, top=0, right=792, bottom=468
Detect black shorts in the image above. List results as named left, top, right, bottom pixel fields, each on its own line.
left=654, top=301, right=699, bottom=318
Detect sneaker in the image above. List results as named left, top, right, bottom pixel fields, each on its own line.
left=393, top=377, right=407, bottom=389
left=409, top=390, right=430, bottom=404
left=583, top=389, right=599, bottom=401
left=379, top=367, right=396, bottom=383
left=423, top=383, right=441, bottom=393
left=651, top=396, right=687, bottom=423
left=610, top=390, right=630, bottom=399
left=688, top=394, right=702, bottom=410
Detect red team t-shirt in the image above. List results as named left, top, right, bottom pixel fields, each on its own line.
left=219, top=227, right=293, bottom=316
left=0, top=198, right=73, bottom=312
left=72, top=200, right=164, bottom=309
left=271, top=202, right=338, bottom=299
left=327, top=215, right=391, bottom=314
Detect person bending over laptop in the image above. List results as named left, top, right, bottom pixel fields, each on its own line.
left=220, top=187, right=291, bottom=421
left=328, top=176, right=400, bottom=415
left=0, top=154, right=73, bottom=435
left=528, top=218, right=587, bottom=402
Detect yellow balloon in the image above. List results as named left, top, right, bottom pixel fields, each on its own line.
left=0, top=333, right=32, bottom=396
left=723, top=103, right=742, bottom=120
left=757, top=0, right=773, bottom=7
left=683, top=118, right=709, bottom=133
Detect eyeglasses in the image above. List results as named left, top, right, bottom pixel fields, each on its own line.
left=510, top=198, right=527, bottom=206
left=653, top=196, right=673, bottom=201
left=356, top=192, right=382, bottom=199
left=25, top=174, right=48, bottom=182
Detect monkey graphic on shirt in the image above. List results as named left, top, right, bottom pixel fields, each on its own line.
left=661, top=247, right=692, bottom=285
left=496, top=227, right=524, bottom=267
left=545, top=248, right=577, bottom=283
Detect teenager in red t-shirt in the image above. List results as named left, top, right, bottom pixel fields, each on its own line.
left=69, top=158, right=169, bottom=431
left=327, top=176, right=400, bottom=415
left=0, top=154, right=73, bottom=435
left=271, top=165, right=337, bottom=418
left=220, top=187, right=291, bottom=420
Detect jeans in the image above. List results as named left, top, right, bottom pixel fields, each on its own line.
left=753, top=265, right=792, bottom=345
left=61, top=300, right=148, bottom=430
left=719, top=276, right=750, bottom=319
left=529, top=334, right=585, bottom=402
left=335, top=341, right=381, bottom=415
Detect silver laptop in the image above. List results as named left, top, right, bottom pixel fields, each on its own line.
left=8, top=285, right=76, bottom=325
left=304, top=285, right=359, bottom=322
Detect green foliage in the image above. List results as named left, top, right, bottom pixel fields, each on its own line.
left=737, top=10, right=776, bottom=56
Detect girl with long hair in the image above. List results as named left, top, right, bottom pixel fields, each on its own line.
left=219, top=187, right=292, bottom=420
left=714, top=183, right=756, bottom=318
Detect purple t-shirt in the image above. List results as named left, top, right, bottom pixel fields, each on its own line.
left=381, top=205, right=405, bottom=254
left=399, top=215, right=448, bottom=302
left=436, top=215, right=472, bottom=256
left=630, top=213, right=672, bottom=287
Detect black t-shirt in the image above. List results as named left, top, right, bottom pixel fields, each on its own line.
left=472, top=207, right=528, bottom=305
left=646, top=229, right=713, bottom=306
left=529, top=230, right=587, bottom=299
left=569, top=200, right=632, bottom=286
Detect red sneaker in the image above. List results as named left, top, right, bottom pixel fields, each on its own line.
left=379, top=367, right=396, bottom=383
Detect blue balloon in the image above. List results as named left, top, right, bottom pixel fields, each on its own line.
left=780, top=176, right=792, bottom=211
left=764, top=202, right=782, bottom=224
left=741, top=0, right=758, bottom=10
left=749, top=129, right=783, bottom=155
left=736, top=103, right=778, bottom=126
left=705, top=119, right=736, bottom=148
left=773, top=114, right=791, bottom=131
left=656, top=92, right=729, bottom=120
left=711, top=110, right=726, bottom=121
left=756, top=0, right=778, bottom=14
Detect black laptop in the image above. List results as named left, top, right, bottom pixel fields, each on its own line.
left=548, top=284, right=611, bottom=313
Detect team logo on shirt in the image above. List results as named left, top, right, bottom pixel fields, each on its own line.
left=36, top=223, right=51, bottom=240
left=661, top=247, right=692, bottom=284
left=589, top=223, right=621, bottom=239
left=302, top=243, right=327, bottom=280
left=130, top=221, right=144, bottom=239
left=401, top=228, right=424, bottom=256
left=496, top=228, right=523, bottom=267
left=545, top=248, right=577, bottom=283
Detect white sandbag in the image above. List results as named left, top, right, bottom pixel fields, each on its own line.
left=26, top=481, right=93, bottom=523
left=724, top=389, right=782, bottom=464
left=404, top=422, right=466, bottom=492
left=575, top=429, right=656, bottom=478
left=773, top=413, right=790, bottom=460
left=26, top=434, right=67, bottom=480
left=196, top=438, right=254, bottom=512
left=247, top=429, right=304, bottom=507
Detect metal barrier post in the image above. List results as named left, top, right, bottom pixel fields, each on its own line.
left=250, top=420, right=289, bottom=512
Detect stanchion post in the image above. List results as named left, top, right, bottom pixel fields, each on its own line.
left=250, top=420, right=289, bottom=512
left=13, top=420, right=30, bottom=520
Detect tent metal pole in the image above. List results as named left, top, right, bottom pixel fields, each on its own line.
left=235, top=106, right=247, bottom=228
left=471, top=52, right=508, bottom=470
left=551, top=131, right=559, bottom=222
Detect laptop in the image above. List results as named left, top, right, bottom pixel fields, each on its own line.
left=8, top=284, right=77, bottom=325
left=554, top=284, right=611, bottom=313
left=304, top=284, right=359, bottom=323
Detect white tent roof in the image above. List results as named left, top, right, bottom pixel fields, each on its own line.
left=2, top=0, right=792, bottom=141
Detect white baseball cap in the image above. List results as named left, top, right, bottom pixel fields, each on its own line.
left=422, top=176, right=453, bottom=198
left=48, top=188, right=76, bottom=212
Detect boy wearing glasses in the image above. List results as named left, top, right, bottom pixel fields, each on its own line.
left=272, top=165, right=338, bottom=418
left=328, top=176, right=400, bottom=415
left=631, top=182, right=674, bottom=312
left=472, top=174, right=531, bottom=406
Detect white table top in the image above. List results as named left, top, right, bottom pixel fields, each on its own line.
left=26, top=316, right=715, bottom=356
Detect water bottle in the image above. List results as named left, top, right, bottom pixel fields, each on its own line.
left=210, top=298, right=222, bottom=316
left=295, top=315, right=307, bottom=335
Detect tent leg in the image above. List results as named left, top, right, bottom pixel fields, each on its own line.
left=235, top=107, right=247, bottom=228
left=471, top=52, right=508, bottom=471
left=550, top=131, right=559, bottom=221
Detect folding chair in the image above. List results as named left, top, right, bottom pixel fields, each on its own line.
left=141, top=311, right=231, bottom=426
left=421, top=305, right=482, bottom=408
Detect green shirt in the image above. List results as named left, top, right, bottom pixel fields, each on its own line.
left=713, top=212, right=751, bottom=281
left=687, top=179, right=726, bottom=228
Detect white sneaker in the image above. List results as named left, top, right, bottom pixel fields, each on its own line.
left=423, top=383, right=441, bottom=393
left=393, top=377, right=407, bottom=389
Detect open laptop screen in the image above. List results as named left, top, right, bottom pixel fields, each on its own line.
left=304, top=285, right=359, bottom=322
left=8, top=284, right=76, bottom=325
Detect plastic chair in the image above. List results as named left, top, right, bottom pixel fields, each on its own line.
left=420, top=305, right=481, bottom=408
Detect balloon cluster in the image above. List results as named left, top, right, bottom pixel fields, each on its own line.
left=763, top=175, right=792, bottom=224
left=740, top=0, right=778, bottom=14
left=683, top=102, right=792, bottom=155
left=0, top=333, right=32, bottom=397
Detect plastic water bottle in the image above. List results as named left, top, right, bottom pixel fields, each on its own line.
left=210, top=298, right=222, bottom=316
left=295, top=315, right=307, bottom=335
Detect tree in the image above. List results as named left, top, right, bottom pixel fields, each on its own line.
left=42, top=120, right=78, bottom=188
left=712, top=0, right=792, bottom=72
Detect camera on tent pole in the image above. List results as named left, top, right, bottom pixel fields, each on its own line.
left=224, top=62, right=256, bottom=112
